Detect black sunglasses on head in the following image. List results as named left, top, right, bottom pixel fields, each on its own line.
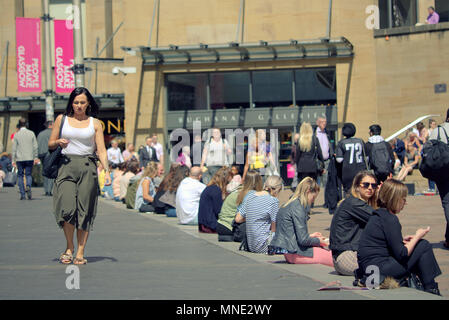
left=360, top=182, right=378, bottom=189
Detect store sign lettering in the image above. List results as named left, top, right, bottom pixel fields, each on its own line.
left=99, top=119, right=125, bottom=134
left=168, top=106, right=335, bottom=129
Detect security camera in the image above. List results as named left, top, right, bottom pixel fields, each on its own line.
left=112, top=66, right=120, bottom=75
left=111, top=66, right=137, bottom=75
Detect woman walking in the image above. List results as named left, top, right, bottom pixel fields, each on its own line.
left=295, top=122, right=324, bottom=182
left=49, top=87, right=111, bottom=265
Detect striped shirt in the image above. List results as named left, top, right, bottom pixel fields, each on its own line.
left=237, top=190, right=279, bottom=253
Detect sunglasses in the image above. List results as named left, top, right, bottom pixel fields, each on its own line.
left=360, top=182, right=378, bottom=189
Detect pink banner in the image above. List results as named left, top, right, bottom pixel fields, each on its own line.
left=15, top=17, right=42, bottom=92
left=54, top=20, right=75, bottom=93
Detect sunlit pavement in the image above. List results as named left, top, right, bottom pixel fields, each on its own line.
left=0, top=186, right=445, bottom=300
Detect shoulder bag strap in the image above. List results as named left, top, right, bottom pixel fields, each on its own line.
left=439, top=126, right=449, bottom=143
left=360, top=138, right=369, bottom=170
left=59, top=115, right=66, bottom=139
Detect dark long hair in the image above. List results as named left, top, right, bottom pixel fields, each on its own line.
left=65, top=87, right=99, bottom=117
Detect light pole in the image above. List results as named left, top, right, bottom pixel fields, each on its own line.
left=42, top=0, right=54, bottom=122
left=72, top=0, right=84, bottom=87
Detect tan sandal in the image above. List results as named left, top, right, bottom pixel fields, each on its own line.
left=59, top=252, right=73, bottom=264
left=73, top=257, right=87, bottom=265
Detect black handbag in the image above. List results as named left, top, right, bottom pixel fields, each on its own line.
left=42, top=115, right=66, bottom=179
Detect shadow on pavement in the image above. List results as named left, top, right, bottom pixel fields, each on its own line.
left=51, top=256, right=118, bottom=263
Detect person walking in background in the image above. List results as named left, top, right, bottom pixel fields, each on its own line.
left=429, top=108, right=449, bottom=249
left=295, top=122, right=324, bottom=182
left=139, top=136, right=158, bottom=169
left=107, top=139, right=124, bottom=167
left=176, top=166, right=206, bottom=225
left=335, top=123, right=368, bottom=193
left=242, top=129, right=276, bottom=182
left=329, top=171, right=378, bottom=275
left=427, top=119, right=437, bottom=193
left=37, top=120, right=54, bottom=196
left=12, top=118, right=39, bottom=200
left=315, top=117, right=333, bottom=189
left=122, top=143, right=138, bottom=162
left=200, top=128, right=232, bottom=184
left=151, top=134, right=164, bottom=164
left=48, top=87, right=111, bottom=265
left=365, top=124, right=395, bottom=183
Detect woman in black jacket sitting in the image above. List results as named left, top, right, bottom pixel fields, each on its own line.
left=357, top=179, right=442, bottom=295
left=329, top=171, right=378, bottom=275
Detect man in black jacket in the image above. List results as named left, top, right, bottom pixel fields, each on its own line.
left=139, top=136, right=159, bottom=169
left=365, top=124, right=395, bottom=183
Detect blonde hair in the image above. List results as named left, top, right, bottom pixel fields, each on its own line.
left=263, top=175, right=283, bottom=196
left=283, top=177, right=320, bottom=208
left=350, top=171, right=379, bottom=209
left=236, top=170, right=263, bottom=206
left=377, top=179, right=408, bottom=214
left=141, top=161, right=158, bottom=180
left=299, top=122, right=313, bottom=152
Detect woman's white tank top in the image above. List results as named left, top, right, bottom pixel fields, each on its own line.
left=61, top=116, right=96, bottom=156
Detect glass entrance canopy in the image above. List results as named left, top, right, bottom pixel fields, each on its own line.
left=122, top=37, right=353, bottom=66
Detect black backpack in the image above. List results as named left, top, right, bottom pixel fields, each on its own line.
left=369, top=142, right=391, bottom=176
left=419, top=126, right=449, bottom=181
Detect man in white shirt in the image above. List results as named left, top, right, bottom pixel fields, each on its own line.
left=176, top=166, right=206, bottom=225
left=151, top=134, right=164, bottom=164
left=107, top=140, right=124, bottom=166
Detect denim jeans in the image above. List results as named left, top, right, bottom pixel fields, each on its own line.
left=16, top=161, right=33, bottom=197
left=166, top=208, right=177, bottom=217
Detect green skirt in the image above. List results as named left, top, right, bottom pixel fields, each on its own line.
left=53, top=154, right=99, bottom=231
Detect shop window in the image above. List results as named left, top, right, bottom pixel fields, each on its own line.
left=166, top=73, right=208, bottom=111
left=378, top=0, right=417, bottom=28
left=295, top=68, right=336, bottom=106
left=252, top=70, right=293, bottom=108
left=210, top=72, right=250, bottom=109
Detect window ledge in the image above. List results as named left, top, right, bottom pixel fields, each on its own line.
left=373, top=21, right=449, bottom=38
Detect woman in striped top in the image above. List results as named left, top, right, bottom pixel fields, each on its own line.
left=235, top=175, right=283, bottom=253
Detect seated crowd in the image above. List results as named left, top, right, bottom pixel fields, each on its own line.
left=98, top=120, right=443, bottom=296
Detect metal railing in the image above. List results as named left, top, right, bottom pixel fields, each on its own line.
left=385, top=114, right=440, bottom=142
